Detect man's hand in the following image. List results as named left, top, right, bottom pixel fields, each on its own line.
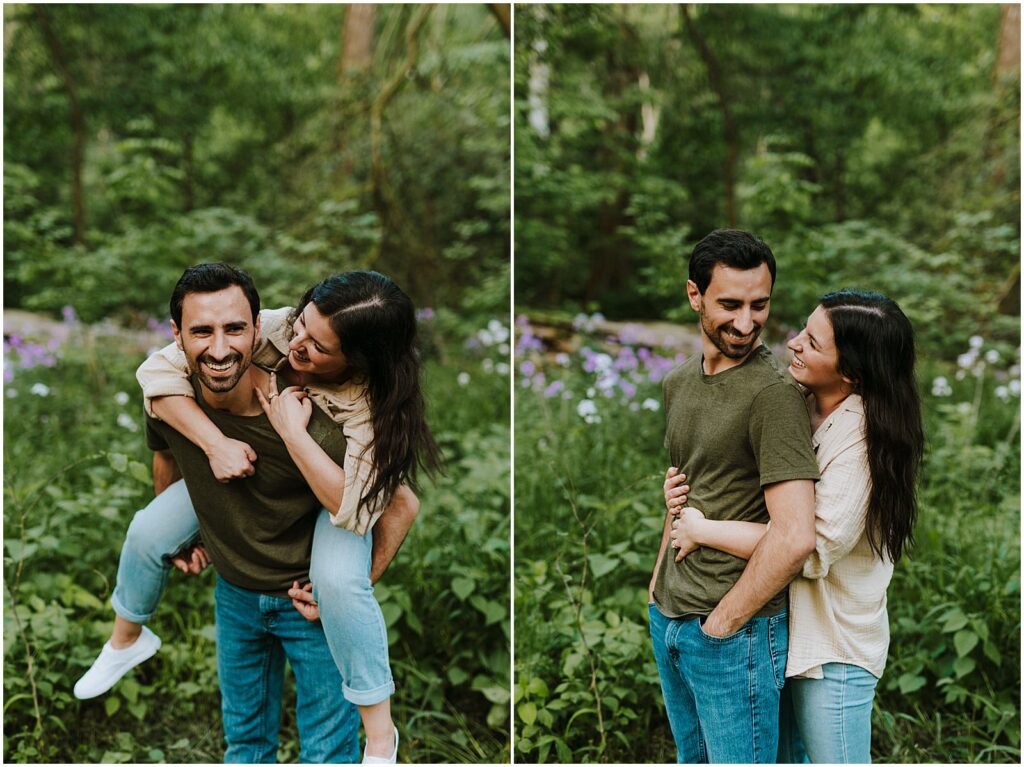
left=701, top=612, right=733, bottom=638
left=205, top=437, right=257, bottom=482
left=670, top=507, right=705, bottom=561
left=288, top=581, right=320, bottom=621
left=171, top=544, right=211, bottom=575
left=663, top=467, right=689, bottom=514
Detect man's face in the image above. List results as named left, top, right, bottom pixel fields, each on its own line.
left=171, top=286, right=259, bottom=393
left=687, top=263, right=772, bottom=360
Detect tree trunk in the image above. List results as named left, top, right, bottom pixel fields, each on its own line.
left=340, top=4, right=375, bottom=76
left=681, top=4, right=738, bottom=227
left=32, top=6, right=86, bottom=245
left=489, top=4, right=510, bottom=38
left=995, top=4, right=1020, bottom=82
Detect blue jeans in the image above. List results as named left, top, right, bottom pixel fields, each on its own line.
left=214, top=575, right=359, bottom=763
left=111, top=479, right=394, bottom=705
left=649, top=603, right=788, bottom=764
left=783, top=663, right=878, bottom=764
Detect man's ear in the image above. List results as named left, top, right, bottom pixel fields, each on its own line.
left=253, top=314, right=261, bottom=349
left=170, top=321, right=184, bottom=351
left=686, top=280, right=702, bottom=313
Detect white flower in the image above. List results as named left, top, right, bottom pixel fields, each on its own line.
left=931, top=376, right=952, bottom=397
left=482, top=358, right=494, bottom=373
left=955, top=370, right=967, bottom=381
left=1009, top=364, right=1021, bottom=378
left=957, top=352, right=977, bottom=369
left=985, top=349, right=1000, bottom=364
left=629, top=402, right=640, bottom=412
left=495, top=362, right=510, bottom=376
left=593, top=353, right=613, bottom=371
left=576, top=398, right=602, bottom=424
left=969, top=335, right=984, bottom=350
left=114, top=391, right=130, bottom=406
left=487, top=319, right=509, bottom=344
left=117, top=413, right=139, bottom=432
left=555, top=353, right=571, bottom=367
left=6, top=389, right=17, bottom=398
left=641, top=398, right=660, bottom=412
left=956, top=402, right=971, bottom=415
left=995, top=386, right=1009, bottom=401
left=1010, top=380, right=1021, bottom=396
left=498, top=343, right=510, bottom=356
left=457, top=372, right=470, bottom=387
left=586, top=387, right=596, bottom=398
left=478, top=329, right=495, bottom=346
left=30, top=383, right=50, bottom=397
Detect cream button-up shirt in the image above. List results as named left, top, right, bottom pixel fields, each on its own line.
left=786, top=394, right=893, bottom=679
left=136, top=307, right=383, bottom=535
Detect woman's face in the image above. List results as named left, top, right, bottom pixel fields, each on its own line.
left=786, top=305, right=849, bottom=391
left=288, top=303, right=347, bottom=379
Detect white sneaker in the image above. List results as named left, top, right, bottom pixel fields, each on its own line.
left=73, top=626, right=161, bottom=699
left=361, top=726, right=399, bottom=764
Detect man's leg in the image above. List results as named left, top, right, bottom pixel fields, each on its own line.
left=649, top=603, right=706, bottom=763
left=215, top=577, right=285, bottom=764
left=271, top=593, right=360, bottom=764
left=681, top=611, right=788, bottom=764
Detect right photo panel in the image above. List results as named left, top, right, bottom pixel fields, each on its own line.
left=513, top=4, right=1020, bottom=764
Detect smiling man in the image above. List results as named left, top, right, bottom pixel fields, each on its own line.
left=647, top=229, right=820, bottom=763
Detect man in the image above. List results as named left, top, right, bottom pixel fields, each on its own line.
left=76, top=264, right=414, bottom=762
left=648, top=229, right=820, bottom=763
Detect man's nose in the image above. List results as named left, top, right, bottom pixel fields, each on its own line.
left=209, top=332, right=230, bottom=359
left=733, top=310, right=754, bottom=335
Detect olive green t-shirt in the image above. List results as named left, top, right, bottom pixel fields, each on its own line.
left=653, top=344, right=819, bottom=619
left=145, top=376, right=346, bottom=597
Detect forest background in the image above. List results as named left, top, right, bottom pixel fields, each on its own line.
left=4, top=4, right=510, bottom=763
left=514, top=4, right=1021, bottom=763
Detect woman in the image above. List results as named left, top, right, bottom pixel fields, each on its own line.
left=664, top=289, right=923, bottom=763
left=75, top=270, right=441, bottom=764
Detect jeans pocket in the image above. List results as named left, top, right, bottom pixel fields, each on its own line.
left=696, top=616, right=748, bottom=643
left=767, top=612, right=789, bottom=690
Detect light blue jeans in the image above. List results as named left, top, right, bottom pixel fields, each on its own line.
left=649, top=603, right=788, bottom=763
left=215, top=575, right=360, bottom=763
left=111, top=479, right=395, bottom=706
left=779, top=662, right=879, bottom=764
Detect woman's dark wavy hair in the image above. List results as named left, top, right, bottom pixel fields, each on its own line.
left=820, top=289, right=924, bottom=563
left=293, top=271, right=442, bottom=521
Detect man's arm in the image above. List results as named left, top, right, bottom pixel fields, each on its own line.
left=153, top=450, right=182, bottom=495
left=648, top=510, right=673, bottom=602
left=369, top=485, right=420, bottom=584
left=703, top=479, right=816, bottom=636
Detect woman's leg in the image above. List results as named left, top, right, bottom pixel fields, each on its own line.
left=110, top=478, right=202, bottom=634
left=790, top=663, right=878, bottom=763
left=309, top=510, right=396, bottom=758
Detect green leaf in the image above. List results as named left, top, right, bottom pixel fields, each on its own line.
left=104, top=696, right=121, bottom=716
left=555, top=737, right=572, bottom=762
left=983, top=640, right=1002, bottom=666
left=381, top=602, right=403, bottom=628
left=587, top=553, right=619, bottom=579
left=127, top=701, right=147, bottom=720
left=128, top=461, right=151, bottom=485
left=447, top=666, right=469, bottom=686
left=898, top=673, right=927, bottom=694
left=5, top=540, right=38, bottom=563
left=940, top=608, right=969, bottom=633
left=518, top=701, right=537, bottom=726
left=451, top=576, right=475, bottom=601
left=953, top=630, right=978, bottom=657
left=527, top=676, right=549, bottom=699
left=953, top=656, right=976, bottom=678
left=108, top=453, right=129, bottom=472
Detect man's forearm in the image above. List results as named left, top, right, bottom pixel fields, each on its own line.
left=153, top=450, right=182, bottom=495
left=369, top=486, right=420, bottom=583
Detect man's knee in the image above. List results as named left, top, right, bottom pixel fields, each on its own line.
left=124, top=509, right=178, bottom=565
left=390, top=485, right=420, bottom=526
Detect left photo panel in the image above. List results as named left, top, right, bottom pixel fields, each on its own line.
left=3, top=4, right=511, bottom=763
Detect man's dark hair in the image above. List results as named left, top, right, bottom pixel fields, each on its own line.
left=688, top=229, right=777, bottom=294
left=169, top=263, right=260, bottom=327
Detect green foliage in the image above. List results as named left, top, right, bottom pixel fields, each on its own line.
left=3, top=314, right=510, bottom=763
left=513, top=324, right=1020, bottom=762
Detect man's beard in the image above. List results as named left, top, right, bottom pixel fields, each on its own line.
left=700, top=306, right=761, bottom=360
left=191, top=352, right=250, bottom=393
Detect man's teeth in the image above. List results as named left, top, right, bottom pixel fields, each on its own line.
left=205, top=360, right=235, bottom=371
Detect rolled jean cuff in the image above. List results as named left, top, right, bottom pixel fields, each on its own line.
left=110, top=591, right=153, bottom=624
left=342, top=678, right=395, bottom=706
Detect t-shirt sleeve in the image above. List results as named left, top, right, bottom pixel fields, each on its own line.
left=145, top=414, right=170, bottom=452
left=748, top=382, right=820, bottom=487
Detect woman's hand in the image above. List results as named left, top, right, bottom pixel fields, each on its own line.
left=663, top=467, right=690, bottom=515
left=670, top=507, right=706, bottom=562
left=255, top=372, right=313, bottom=445
left=288, top=581, right=320, bottom=621
left=205, top=437, right=257, bottom=482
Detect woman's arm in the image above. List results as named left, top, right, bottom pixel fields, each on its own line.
left=670, top=507, right=767, bottom=561
left=138, top=340, right=256, bottom=481
left=255, top=380, right=346, bottom=514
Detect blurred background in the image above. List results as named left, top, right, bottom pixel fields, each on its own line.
left=514, top=4, right=1020, bottom=763
left=4, top=4, right=510, bottom=763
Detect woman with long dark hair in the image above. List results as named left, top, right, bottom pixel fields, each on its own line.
left=664, top=289, right=924, bottom=763
left=75, top=270, right=441, bottom=764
